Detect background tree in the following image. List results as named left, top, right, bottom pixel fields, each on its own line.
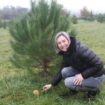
left=87, top=11, right=95, bottom=21
left=71, top=15, right=78, bottom=24
left=0, top=20, right=7, bottom=29
left=96, top=13, right=105, bottom=23
left=80, top=7, right=90, bottom=19
left=80, top=6, right=95, bottom=21
left=0, top=20, right=3, bottom=28
left=9, top=0, right=71, bottom=73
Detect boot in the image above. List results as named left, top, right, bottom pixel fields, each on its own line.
left=87, top=89, right=100, bottom=99
left=84, top=88, right=100, bottom=100
left=59, top=89, right=78, bottom=99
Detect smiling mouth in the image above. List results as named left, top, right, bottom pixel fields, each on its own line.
left=61, top=47, right=68, bottom=50
left=62, top=45, right=68, bottom=49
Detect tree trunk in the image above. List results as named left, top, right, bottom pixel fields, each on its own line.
left=42, top=58, right=50, bottom=73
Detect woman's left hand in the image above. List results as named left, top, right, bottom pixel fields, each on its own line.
left=73, top=73, right=84, bottom=86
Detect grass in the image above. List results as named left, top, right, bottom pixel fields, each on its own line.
left=0, top=21, right=105, bottom=105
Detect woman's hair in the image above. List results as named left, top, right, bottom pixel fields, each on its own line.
left=54, top=31, right=70, bottom=53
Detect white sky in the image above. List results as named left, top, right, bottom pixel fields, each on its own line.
left=0, top=0, right=105, bottom=14
left=0, top=0, right=31, bottom=8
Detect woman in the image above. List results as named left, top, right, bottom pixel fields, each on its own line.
left=43, top=32, right=105, bottom=99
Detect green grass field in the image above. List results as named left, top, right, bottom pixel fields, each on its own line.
left=0, top=21, right=105, bottom=105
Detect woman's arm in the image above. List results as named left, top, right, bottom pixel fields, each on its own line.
left=78, top=44, right=103, bottom=78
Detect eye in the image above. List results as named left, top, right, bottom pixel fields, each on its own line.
left=62, top=40, right=66, bottom=43
left=57, top=42, right=61, bottom=45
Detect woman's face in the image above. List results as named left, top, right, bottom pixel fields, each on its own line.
left=56, top=35, right=70, bottom=52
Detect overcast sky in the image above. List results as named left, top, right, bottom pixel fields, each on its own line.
left=0, top=0, right=105, bottom=14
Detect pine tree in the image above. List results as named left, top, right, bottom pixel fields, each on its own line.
left=72, top=15, right=78, bottom=24
left=9, top=0, right=70, bottom=72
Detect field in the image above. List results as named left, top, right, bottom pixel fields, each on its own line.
left=0, top=21, right=105, bottom=105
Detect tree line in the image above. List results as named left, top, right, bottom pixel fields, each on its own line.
left=0, top=6, right=28, bottom=28
left=1, top=5, right=105, bottom=29
left=79, top=6, right=105, bottom=23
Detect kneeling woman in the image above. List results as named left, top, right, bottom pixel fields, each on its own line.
left=43, top=32, right=105, bottom=99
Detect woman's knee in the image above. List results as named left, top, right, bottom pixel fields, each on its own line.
left=64, top=77, right=76, bottom=89
left=61, top=67, right=70, bottom=78
left=82, top=76, right=104, bottom=88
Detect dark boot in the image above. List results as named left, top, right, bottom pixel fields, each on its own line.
left=59, top=89, right=78, bottom=99
left=84, top=88, right=100, bottom=100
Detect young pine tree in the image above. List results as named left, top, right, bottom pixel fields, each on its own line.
left=9, top=0, right=71, bottom=72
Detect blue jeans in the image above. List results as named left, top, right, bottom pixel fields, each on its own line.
left=61, top=67, right=105, bottom=91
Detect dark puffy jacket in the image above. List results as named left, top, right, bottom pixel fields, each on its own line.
left=51, top=36, right=105, bottom=86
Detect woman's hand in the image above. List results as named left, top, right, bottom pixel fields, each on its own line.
left=43, top=84, right=52, bottom=91
left=73, top=73, right=84, bottom=86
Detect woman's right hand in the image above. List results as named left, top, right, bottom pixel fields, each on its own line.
left=43, top=84, right=52, bottom=91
